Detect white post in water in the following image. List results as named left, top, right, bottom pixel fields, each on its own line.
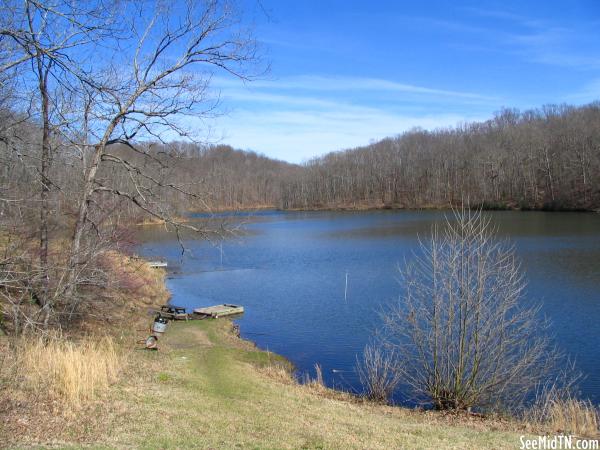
left=344, top=271, right=348, bottom=302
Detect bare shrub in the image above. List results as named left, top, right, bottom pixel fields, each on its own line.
left=383, top=207, right=560, bottom=412
left=356, top=343, right=402, bottom=403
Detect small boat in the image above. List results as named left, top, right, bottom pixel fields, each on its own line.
left=193, top=304, right=244, bottom=319
left=159, top=305, right=188, bottom=321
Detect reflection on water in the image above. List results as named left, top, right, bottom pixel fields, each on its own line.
left=137, top=210, right=600, bottom=405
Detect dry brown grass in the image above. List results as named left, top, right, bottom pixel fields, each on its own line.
left=0, top=335, right=125, bottom=445
left=0, top=250, right=168, bottom=445
left=7, top=336, right=122, bottom=408
left=546, top=398, right=599, bottom=436
left=526, top=390, right=599, bottom=437
left=300, top=363, right=340, bottom=397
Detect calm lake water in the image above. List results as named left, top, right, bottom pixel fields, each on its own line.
left=137, top=210, right=600, bottom=405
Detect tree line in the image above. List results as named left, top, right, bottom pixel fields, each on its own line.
left=43, top=101, right=598, bottom=216
left=280, top=103, right=600, bottom=211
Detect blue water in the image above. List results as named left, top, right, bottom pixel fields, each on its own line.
left=137, top=210, right=600, bottom=404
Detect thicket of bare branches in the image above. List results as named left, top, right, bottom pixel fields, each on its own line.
left=379, top=208, right=561, bottom=412
left=0, top=0, right=262, bottom=334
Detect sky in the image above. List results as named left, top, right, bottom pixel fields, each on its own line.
left=202, top=0, right=600, bottom=163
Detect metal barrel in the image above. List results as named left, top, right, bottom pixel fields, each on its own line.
left=152, top=316, right=168, bottom=334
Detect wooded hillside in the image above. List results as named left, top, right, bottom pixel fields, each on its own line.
left=279, top=103, right=600, bottom=211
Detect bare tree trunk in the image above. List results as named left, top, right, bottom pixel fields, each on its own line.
left=544, top=146, right=555, bottom=202
left=66, top=122, right=118, bottom=304
left=36, top=55, right=52, bottom=329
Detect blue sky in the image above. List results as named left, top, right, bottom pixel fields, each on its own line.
left=204, top=0, right=600, bottom=163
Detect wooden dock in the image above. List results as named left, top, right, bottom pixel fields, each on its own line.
left=193, top=304, right=244, bottom=319
left=148, top=261, right=168, bottom=268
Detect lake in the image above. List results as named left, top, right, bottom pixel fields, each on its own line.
left=137, top=210, right=600, bottom=405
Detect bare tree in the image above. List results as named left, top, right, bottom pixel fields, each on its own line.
left=0, top=0, right=123, bottom=327
left=381, top=208, right=559, bottom=412
left=63, top=0, right=260, bottom=304
left=0, top=0, right=262, bottom=331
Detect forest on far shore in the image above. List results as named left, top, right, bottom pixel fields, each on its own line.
left=279, top=102, right=600, bottom=212
left=3, top=102, right=600, bottom=228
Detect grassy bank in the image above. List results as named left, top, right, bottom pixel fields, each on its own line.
left=109, top=320, right=533, bottom=449
left=2, top=317, right=530, bottom=449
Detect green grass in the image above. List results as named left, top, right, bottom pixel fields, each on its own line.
left=90, top=320, right=525, bottom=449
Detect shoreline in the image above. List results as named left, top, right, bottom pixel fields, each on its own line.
left=186, top=204, right=600, bottom=215
left=2, top=252, right=594, bottom=447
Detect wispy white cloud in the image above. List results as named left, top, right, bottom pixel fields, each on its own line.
left=210, top=108, right=478, bottom=164
left=215, top=75, right=498, bottom=101
left=195, top=75, right=492, bottom=163
left=460, top=7, right=545, bottom=29
left=175, top=7, right=600, bottom=163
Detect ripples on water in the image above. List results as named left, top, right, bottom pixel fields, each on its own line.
left=137, top=210, right=600, bottom=405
